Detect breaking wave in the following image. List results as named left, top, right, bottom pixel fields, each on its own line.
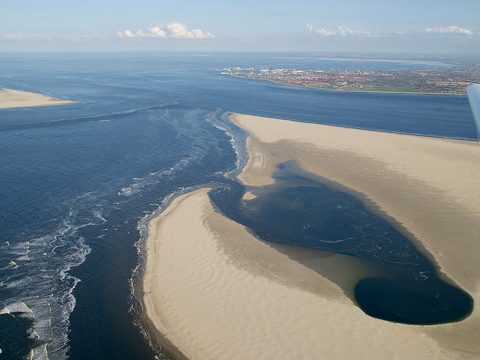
left=0, top=192, right=108, bottom=359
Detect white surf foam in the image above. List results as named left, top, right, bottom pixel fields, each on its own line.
left=0, top=301, right=34, bottom=317
left=0, top=190, right=109, bottom=360
left=205, top=110, right=248, bottom=179
left=118, top=156, right=195, bottom=197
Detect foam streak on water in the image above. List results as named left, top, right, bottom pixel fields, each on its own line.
left=128, top=109, right=245, bottom=357
left=0, top=192, right=108, bottom=359
left=206, top=110, right=248, bottom=180
left=1, top=106, right=236, bottom=359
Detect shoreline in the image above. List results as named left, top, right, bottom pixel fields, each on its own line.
left=269, top=79, right=468, bottom=96
left=141, top=113, right=480, bottom=359
left=137, top=188, right=208, bottom=360
left=226, top=74, right=467, bottom=96
left=0, top=88, right=75, bottom=109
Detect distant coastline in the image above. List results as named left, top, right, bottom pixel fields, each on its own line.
left=222, top=69, right=473, bottom=96
left=0, top=88, right=75, bottom=109
left=226, top=74, right=467, bottom=96
left=264, top=79, right=468, bottom=96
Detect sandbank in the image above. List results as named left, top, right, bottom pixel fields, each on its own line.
left=232, top=113, right=480, bottom=357
left=0, top=88, right=74, bottom=109
left=142, top=113, right=480, bottom=359
left=143, top=189, right=467, bottom=359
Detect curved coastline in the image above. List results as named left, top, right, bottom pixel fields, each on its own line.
left=140, top=113, right=480, bottom=359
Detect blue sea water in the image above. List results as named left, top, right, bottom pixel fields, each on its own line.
left=0, top=53, right=476, bottom=359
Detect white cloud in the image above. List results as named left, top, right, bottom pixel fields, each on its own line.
left=306, top=24, right=373, bottom=37
left=306, top=24, right=335, bottom=37
left=117, top=22, right=214, bottom=40
left=337, top=26, right=373, bottom=37
left=425, top=26, right=473, bottom=36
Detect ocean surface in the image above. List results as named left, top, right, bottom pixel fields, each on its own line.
left=0, top=53, right=476, bottom=359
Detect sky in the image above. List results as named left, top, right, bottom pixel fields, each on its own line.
left=1, top=0, right=479, bottom=53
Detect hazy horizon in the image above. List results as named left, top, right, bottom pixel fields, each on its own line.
left=1, top=0, right=479, bottom=53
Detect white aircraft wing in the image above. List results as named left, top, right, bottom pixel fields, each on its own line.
left=467, top=84, right=480, bottom=140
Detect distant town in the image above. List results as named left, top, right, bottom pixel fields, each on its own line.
left=221, top=63, right=480, bottom=95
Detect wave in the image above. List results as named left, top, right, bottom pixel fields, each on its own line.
left=0, top=261, right=19, bottom=270
left=128, top=109, right=249, bottom=357
left=118, top=156, right=195, bottom=197
left=0, top=191, right=108, bottom=359
left=93, top=210, right=107, bottom=224
left=206, top=110, right=248, bottom=179
left=1, top=106, right=246, bottom=359
left=128, top=185, right=200, bottom=357
left=0, top=301, right=34, bottom=317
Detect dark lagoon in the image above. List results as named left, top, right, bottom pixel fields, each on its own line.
left=210, top=161, right=474, bottom=325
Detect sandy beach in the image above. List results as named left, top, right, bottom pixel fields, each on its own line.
left=142, top=113, right=480, bottom=359
left=0, top=88, right=74, bottom=109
